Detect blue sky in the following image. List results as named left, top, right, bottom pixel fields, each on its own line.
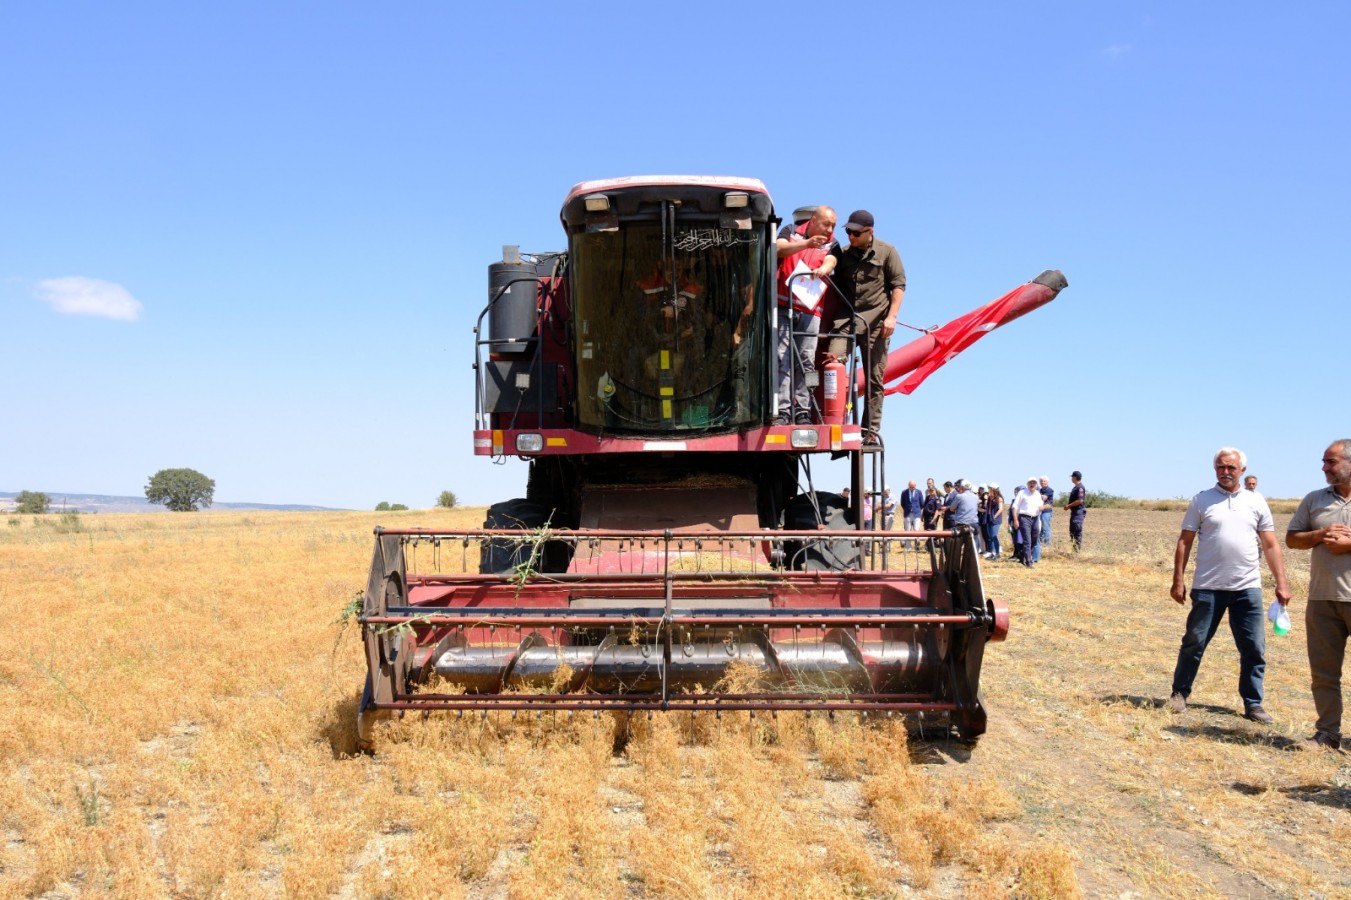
left=3, top=3, right=1346, bottom=509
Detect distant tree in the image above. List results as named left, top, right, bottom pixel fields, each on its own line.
left=1083, top=489, right=1128, bottom=509
left=145, top=468, right=215, bottom=512
left=390, top=503, right=409, bottom=511
left=375, top=501, right=391, bottom=511
left=15, top=490, right=51, bottom=514
left=437, top=491, right=457, bottom=509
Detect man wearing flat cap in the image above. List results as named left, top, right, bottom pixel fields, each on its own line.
left=824, top=210, right=906, bottom=446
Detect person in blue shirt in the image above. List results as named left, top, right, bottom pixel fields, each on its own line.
left=943, top=480, right=980, bottom=530
left=1039, top=477, right=1055, bottom=552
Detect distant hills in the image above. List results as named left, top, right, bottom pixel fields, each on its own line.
left=0, top=491, right=344, bottom=514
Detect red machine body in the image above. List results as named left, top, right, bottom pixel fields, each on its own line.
left=357, top=176, right=1061, bottom=750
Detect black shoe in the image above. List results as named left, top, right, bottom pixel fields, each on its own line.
left=1243, top=705, right=1274, bottom=725
left=794, top=413, right=813, bottom=425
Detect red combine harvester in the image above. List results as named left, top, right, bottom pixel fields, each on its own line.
left=357, top=176, right=1066, bottom=750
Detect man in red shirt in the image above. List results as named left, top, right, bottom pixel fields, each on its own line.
left=774, top=206, right=836, bottom=424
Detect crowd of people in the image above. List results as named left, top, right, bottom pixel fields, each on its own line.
left=872, top=472, right=1088, bottom=563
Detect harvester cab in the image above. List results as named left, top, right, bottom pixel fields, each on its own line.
left=356, top=175, right=1064, bottom=751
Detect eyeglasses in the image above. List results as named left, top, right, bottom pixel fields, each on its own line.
left=845, top=228, right=867, bottom=237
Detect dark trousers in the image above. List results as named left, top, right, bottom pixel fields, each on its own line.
left=826, top=303, right=891, bottom=436
left=1017, top=516, right=1040, bottom=566
left=1069, top=510, right=1085, bottom=550
left=1171, top=587, right=1266, bottom=708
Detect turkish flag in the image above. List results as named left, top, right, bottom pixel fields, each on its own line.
left=887, top=285, right=1026, bottom=396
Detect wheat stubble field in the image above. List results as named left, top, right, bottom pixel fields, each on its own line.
left=2, top=506, right=1348, bottom=898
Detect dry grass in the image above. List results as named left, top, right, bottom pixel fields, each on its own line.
left=2, top=507, right=1348, bottom=897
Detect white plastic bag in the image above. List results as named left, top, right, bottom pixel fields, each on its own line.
left=1267, top=600, right=1292, bottom=636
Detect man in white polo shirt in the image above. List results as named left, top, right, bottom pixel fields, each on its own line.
left=1012, top=477, right=1044, bottom=568
left=1167, top=447, right=1291, bottom=723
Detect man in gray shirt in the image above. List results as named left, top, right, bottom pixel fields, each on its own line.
left=1167, top=447, right=1291, bottom=723
left=943, top=479, right=980, bottom=530
left=1286, top=439, right=1351, bottom=750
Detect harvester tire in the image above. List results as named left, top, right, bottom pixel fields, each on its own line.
left=479, top=498, right=570, bottom=575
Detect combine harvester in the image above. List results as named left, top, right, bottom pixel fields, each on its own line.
left=357, top=176, right=1066, bottom=750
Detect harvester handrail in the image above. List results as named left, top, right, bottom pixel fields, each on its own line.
left=367, top=611, right=982, bottom=626
left=375, top=526, right=956, bottom=539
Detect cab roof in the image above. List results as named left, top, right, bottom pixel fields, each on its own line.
left=564, top=175, right=771, bottom=206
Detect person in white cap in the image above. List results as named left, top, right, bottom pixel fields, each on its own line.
left=1013, top=477, right=1044, bottom=567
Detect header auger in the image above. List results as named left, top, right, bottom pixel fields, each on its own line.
left=356, top=176, right=1062, bottom=750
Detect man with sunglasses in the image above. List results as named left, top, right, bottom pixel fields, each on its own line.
left=822, top=210, right=906, bottom=447
left=1166, top=447, right=1291, bottom=724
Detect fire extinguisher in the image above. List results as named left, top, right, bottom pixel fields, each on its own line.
left=820, top=357, right=846, bottom=424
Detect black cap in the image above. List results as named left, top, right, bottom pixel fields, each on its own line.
left=844, top=210, right=874, bottom=231
left=1071, top=470, right=1082, bottom=479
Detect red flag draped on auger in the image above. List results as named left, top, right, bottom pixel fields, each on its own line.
left=857, top=270, right=1067, bottom=396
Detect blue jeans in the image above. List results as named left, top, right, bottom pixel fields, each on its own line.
left=985, top=522, right=1001, bottom=557
left=1040, top=509, right=1052, bottom=546
left=1170, top=587, right=1266, bottom=708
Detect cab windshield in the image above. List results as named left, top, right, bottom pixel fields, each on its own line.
left=570, top=221, right=767, bottom=433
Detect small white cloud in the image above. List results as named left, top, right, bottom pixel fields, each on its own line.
left=35, top=276, right=143, bottom=321
left=1102, top=43, right=1132, bottom=59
